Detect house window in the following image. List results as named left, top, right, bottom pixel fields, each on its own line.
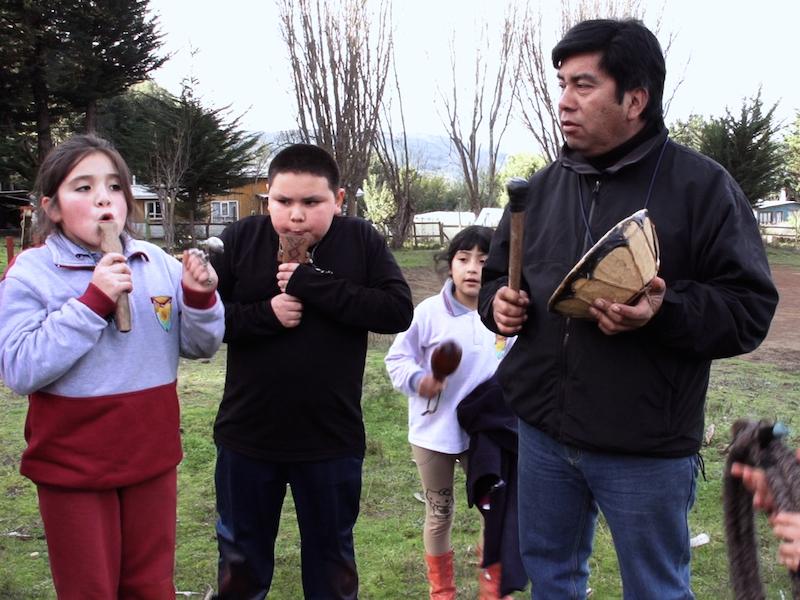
left=211, top=201, right=239, bottom=223
left=145, top=200, right=162, bottom=221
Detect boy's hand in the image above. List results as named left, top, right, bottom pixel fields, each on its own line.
left=182, top=249, right=218, bottom=292
left=92, top=252, right=132, bottom=302
left=417, top=374, right=445, bottom=399
left=276, top=262, right=300, bottom=293
left=770, top=512, right=800, bottom=571
left=492, top=286, right=529, bottom=335
left=271, top=293, right=303, bottom=328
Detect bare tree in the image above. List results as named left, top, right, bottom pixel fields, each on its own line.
left=517, top=0, right=686, bottom=163
left=151, top=126, right=190, bottom=252
left=372, top=60, right=418, bottom=248
left=278, top=0, right=392, bottom=216
left=441, top=9, right=520, bottom=215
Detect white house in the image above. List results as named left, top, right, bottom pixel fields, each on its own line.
left=474, top=207, right=504, bottom=228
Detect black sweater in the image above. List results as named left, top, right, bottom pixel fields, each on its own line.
left=480, top=129, right=778, bottom=457
left=212, top=215, right=413, bottom=461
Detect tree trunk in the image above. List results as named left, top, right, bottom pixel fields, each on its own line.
left=26, top=17, right=52, bottom=163
left=84, top=99, right=97, bottom=134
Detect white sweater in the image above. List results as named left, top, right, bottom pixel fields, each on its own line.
left=384, top=280, right=511, bottom=454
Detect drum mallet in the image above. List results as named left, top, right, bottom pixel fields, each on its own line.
left=98, top=221, right=132, bottom=332
left=506, top=177, right=530, bottom=292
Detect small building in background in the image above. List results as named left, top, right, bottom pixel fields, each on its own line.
left=755, top=197, right=800, bottom=225
left=129, top=177, right=270, bottom=242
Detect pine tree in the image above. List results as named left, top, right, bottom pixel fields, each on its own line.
left=53, top=0, right=166, bottom=133
left=784, top=113, right=800, bottom=201
left=698, top=90, right=784, bottom=205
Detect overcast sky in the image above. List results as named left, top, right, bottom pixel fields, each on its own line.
left=146, top=0, right=799, bottom=155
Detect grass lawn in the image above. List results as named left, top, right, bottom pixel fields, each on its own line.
left=766, top=245, right=800, bottom=268
left=1, top=246, right=799, bottom=597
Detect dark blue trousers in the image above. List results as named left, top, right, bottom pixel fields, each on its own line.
left=214, top=445, right=363, bottom=599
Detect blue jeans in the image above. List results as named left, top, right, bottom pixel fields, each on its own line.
left=518, top=421, right=697, bottom=600
left=214, top=446, right=363, bottom=599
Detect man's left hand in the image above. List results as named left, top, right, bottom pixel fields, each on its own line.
left=588, top=276, right=666, bottom=335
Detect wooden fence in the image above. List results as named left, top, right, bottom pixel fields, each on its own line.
left=760, top=224, right=799, bottom=245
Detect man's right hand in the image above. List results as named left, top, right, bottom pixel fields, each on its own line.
left=492, top=285, right=529, bottom=335
left=271, top=293, right=303, bottom=328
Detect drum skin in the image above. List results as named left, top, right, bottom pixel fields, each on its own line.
left=548, top=209, right=660, bottom=319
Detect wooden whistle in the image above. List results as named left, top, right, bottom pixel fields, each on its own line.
left=98, top=222, right=132, bottom=332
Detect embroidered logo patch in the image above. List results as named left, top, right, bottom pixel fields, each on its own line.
left=151, top=296, right=173, bottom=331
left=495, top=334, right=509, bottom=359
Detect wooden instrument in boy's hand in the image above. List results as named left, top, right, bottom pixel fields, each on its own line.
left=506, top=178, right=529, bottom=292
left=98, top=222, right=132, bottom=333
left=430, top=341, right=462, bottom=381
left=277, top=232, right=313, bottom=264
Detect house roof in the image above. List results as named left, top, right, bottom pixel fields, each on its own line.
left=0, top=190, right=34, bottom=208
left=755, top=199, right=800, bottom=210
left=131, top=183, right=159, bottom=200
left=414, top=211, right=475, bottom=225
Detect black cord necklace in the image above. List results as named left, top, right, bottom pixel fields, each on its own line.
left=576, top=137, right=669, bottom=245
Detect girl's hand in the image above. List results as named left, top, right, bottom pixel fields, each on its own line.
left=182, top=249, right=218, bottom=292
left=770, top=512, right=800, bottom=571
left=276, top=262, right=300, bottom=293
left=417, top=374, right=445, bottom=399
left=92, top=252, right=132, bottom=302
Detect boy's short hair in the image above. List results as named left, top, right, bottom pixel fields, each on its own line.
left=268, top=144, right=340, bottom=192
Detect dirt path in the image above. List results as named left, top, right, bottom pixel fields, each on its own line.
left=401, top=264, right=799, bottom=368
left=745, top=264, right=800, bottom=369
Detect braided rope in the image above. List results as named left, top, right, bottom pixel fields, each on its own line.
left=724, top=419, right=800, bottom=599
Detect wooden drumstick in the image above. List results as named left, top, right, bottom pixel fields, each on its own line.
left=98, top=222, right=132, bottom=333
left=506, top=177, right=530, bottom=292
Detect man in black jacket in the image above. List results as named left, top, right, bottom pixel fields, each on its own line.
left=211, top=144, right=413, bottom=599
left=479, top=19, right=778, bottom=599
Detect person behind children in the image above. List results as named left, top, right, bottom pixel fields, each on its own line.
left=479, top=18, right=778, bottom=599
left=210, top=143, right=413, bottom=599
left=384, top=226, right=516, bottom=600
left=732, top=452, right=800, bottom=572
left=0, top=134, right=225, bottom=599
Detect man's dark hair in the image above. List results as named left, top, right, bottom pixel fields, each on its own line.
left=268, top=143, right=340, bottom=191
left=552, top=19, right=665, bottom=124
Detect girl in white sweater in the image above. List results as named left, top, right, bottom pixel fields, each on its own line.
left=385, top=226, right=511, bottom=599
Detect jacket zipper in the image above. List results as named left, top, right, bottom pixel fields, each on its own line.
left=585, top=178, right=601, bottom=249
left=558, top=177, right=602, bottom=439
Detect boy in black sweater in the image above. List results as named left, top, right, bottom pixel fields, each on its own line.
left=211, top=144, right=413, bottom=599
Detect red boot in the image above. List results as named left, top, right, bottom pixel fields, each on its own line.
left=425, top=550, right=456, bottom=600
left=478, top=562, right=513, bottom=599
